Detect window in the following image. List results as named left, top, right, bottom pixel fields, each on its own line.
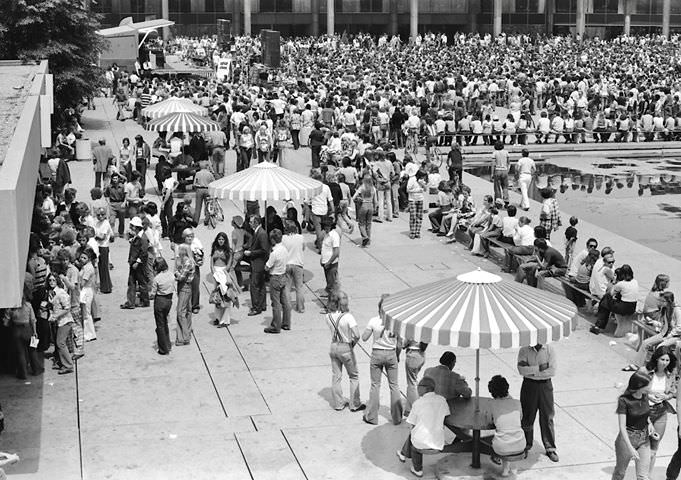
left=516, top=0, right=540, bottom=11
left=554, top=0, right=577, bottom=12
left=360, top=0, right=382, bottom=13
left=169, top=0, right=191, bottom=13
left=260, top=0, right=292, bottom=12
left=205, top=0, right=224, bottom=12
left=592, top=0, right=619, bottom=13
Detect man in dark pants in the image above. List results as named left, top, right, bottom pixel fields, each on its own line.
left=245, top=215, right=270, bottom=316
left=133, top=135, right=150, bottom=191
left=666, top=390, right=681, bottom=480
left=149, top=257, right=173, bottom=355
left=92, top=138, right=114, bottom=188
left=309, top=122, right=325, bottom=169
left=160, top=177, right=178, bottom=238
left=120, top=216, right=149, bottom=309
left=517, top=343, right=559, bottom=463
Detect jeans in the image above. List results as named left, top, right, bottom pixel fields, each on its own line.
left=127, top=264, right=149, bottom=306
left=612, top=429, right=650, bottom=480
left=212, top=148, right=225, bottom=177
left=493, top=171, right=509, bottom=203
left=98, top=246, right=112, bottom=293
left=404, top=350, right=425, bottom=414
left=269, top=274, right=291, bottom=331
left=311, top=213, right=324, bottom=250
left=520, top=378, right=556, bottom=452
left=286, top=264, right=305, bottom=312
left=193, top=188, right=209, bottom=224
left=595, top=293, right=637, bottom=329
left=364, top=349, right=403, bottom=425
left=191, top=266, right=200, bottom=311
left=377, top=188, right=392, bottom=220
left=176, top=283, right=192, bottom=344
left=135, top=158, right=147, bottom=190
left=161, top=198, right=173, bottom=237
left=11, top=323, right=41, bottom=378
left=666, top=427, right=681, bottom=479
left=357, top=204, right=374, bottom=242
left=154, top=294, right=172, bottom=354
left=250, top=266, right=267, bottom=312
left=391, top=183, right=400, bottom=216
left=237, top=147, right=252, bottom=171
left=504, top=245, right=534, bottom=271
left=56, top=322, right=74, bottom=370
left=110, top=201, right=126, bottom=236
left=324, top=262, right=339, bottom=296
left=311, top=145, right=321, bottom=168
left=329, top=342, right=361, bottom=410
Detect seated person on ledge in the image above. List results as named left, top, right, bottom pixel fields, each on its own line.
left=396, top=377, right=458, bottom=478
left=515, top=238, right=567, bottom=288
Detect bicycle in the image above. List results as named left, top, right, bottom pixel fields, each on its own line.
left=205, top=196, right=224, bottom=229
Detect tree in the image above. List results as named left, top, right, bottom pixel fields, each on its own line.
left=0, top=0, right=106, bottom=113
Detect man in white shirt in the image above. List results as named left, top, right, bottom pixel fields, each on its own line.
left=282, top=220, right=305, bottom=313
left=264, top=229, right=291, bottom=333
left=589, top=247, right=615, bottom=300
left=310, top=171, right=334, bottom=251
left=515, top=149, right=536, bottom=210
left=320, top=217, right=340, bottom=301
left=567, top=238, right=599, bottom=278
left=396, top=377, right=457, bottom=477
left=502, top=216, right=535, bottom=272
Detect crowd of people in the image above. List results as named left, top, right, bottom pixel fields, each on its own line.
left=5, top=28, right=681, bottom=479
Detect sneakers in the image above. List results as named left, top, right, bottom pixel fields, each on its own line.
left=546, top=451, right=559, bottom=462
left=395, top=450, right=406, bottom=463
left=410, top=466, right=423, bottom=477
left=350, top=403, right=366, bottom=412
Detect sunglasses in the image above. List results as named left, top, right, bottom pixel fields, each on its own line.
left=587, top=244, right=597, bottom=249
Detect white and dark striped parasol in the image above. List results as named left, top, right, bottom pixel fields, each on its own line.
left=145, top=112, right=220, bottom=133
left=141, top=97, right=208, bottom=119
left=382, top=269, right=577, bottom=349
left=208, top=162, right=323, bottom=201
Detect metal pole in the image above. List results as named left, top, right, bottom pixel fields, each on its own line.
left=475, top=348, right=480, bottom=413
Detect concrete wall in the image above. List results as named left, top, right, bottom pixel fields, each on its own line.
left=0, top=61, right=49, bottom=308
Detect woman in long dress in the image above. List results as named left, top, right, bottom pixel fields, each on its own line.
left=210, top=232, right=240, bottom=328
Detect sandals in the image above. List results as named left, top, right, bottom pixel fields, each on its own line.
left=622, top=364, right=638, bottom=372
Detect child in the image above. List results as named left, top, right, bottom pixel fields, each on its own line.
left=564, top=216, right=578, bottom=267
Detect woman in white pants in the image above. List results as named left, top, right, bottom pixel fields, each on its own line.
left=78, top=248, right=98, bottom=342
left=515, top=149, right=536, bottom=211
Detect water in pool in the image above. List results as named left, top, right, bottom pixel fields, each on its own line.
left=468, top=156, right=681, bottom=261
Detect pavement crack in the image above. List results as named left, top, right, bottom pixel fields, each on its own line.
left=280, top=429, right=309, bottom=480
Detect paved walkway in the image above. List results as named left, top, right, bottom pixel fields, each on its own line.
left=0, top=98, right=676, bottom=480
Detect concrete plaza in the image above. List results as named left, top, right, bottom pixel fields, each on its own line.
left=1, top=98, right=678, bottom=480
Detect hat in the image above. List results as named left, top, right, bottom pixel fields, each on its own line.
left=129, top=217, right=143, bottom=228
left=601, top=246, right=615, bottom=255
left=231, top=215, right=244, bottom=228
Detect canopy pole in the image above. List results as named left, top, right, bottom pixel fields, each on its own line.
left=475, top=348, right=480, bottom=414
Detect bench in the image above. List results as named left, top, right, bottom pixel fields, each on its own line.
left=632, top=315, right=659, bottom=351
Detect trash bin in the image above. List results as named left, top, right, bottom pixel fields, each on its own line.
left=75, top=139, right=91, bottom=161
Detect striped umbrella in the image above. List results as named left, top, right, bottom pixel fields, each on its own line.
left=382, top=269, right=577, bottom=349
left=141, top=97, right=208, bottom=119
left=208, top=162, right=323, bottom=202
left=145, top=112, right=220, bottom=133
left=381, top=268, right=578, bottom=414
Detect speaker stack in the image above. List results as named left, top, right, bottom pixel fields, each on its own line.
left=260, top=29, right=281, bottom=68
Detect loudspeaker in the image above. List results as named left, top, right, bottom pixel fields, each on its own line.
left=260, top=29, right=280, bottom=68
left=217, top=19, right=231, bottom=49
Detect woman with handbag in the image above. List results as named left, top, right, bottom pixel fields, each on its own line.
left=612, top=370, right=654, bottom=480
left=326, top=290, right=365, bottom=412
left=640, top=346, right=677, bottom=475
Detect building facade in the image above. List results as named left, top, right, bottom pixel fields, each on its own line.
left=0, top=60, right=51, bottom=309
left=91, top=0, right=681, bottom=38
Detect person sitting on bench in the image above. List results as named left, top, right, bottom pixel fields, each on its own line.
left=396, top=377, right=458, bottom=478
